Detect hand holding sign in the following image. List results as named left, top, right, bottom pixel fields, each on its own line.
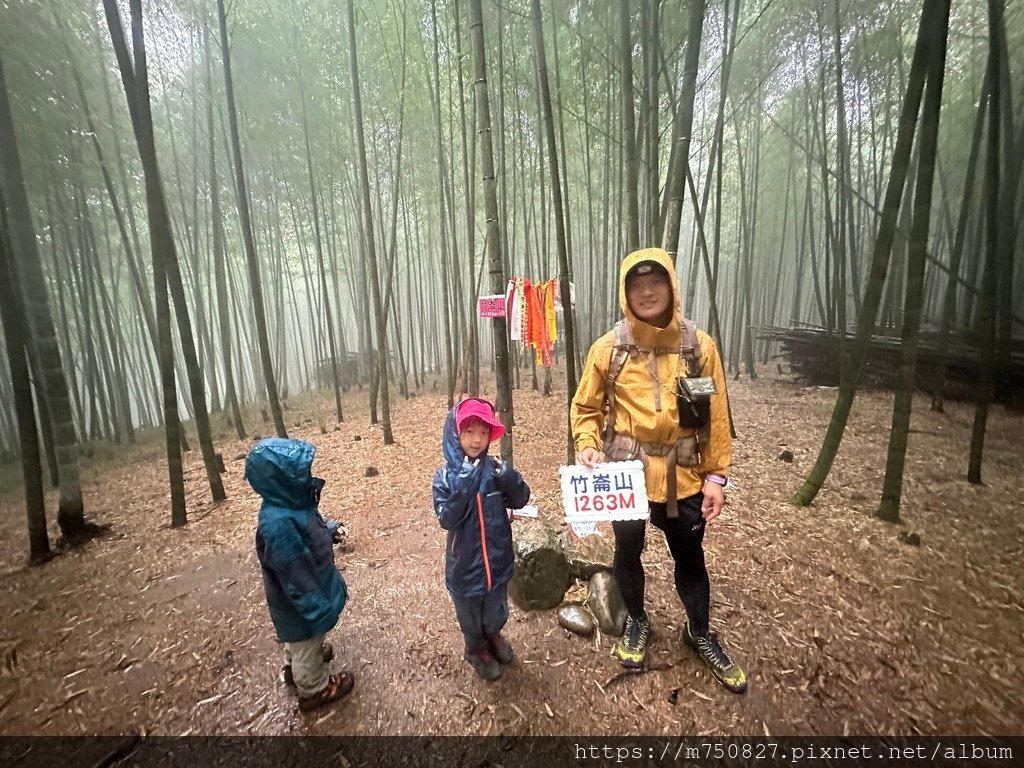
left=560, top=460, right=649, bottom=524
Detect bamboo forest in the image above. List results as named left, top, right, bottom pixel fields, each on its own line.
left=0, top=0, right=1021, bottom=749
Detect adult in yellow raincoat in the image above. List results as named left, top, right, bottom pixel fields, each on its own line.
left=570, top=247, right=746, bottom=693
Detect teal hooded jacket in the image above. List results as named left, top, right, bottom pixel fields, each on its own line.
left=246, top=438, right=347, bottom=642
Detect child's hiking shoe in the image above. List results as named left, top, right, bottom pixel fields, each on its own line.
left=488, top=633, right=514, bottom=664
left=613, top=612, right=652, bottom=669
left=464, top=644, right=502, bottom=681
left=282, top=642, right=335, bottom=688
left=297, top=671, right=355, bottom=712
left=684, top=623, right=748, bottom=694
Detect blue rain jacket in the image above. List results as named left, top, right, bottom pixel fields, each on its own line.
left=431, top=406, right=531, bottom=597
left=246, top=438, right=347, bottom=643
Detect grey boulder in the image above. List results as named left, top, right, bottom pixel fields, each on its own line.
left=587, top=571, right=628, bottom=636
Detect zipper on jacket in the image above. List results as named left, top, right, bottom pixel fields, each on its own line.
left=476, top=493, right=493, bottom=591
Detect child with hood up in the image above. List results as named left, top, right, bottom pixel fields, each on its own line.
left=431, top=398, right=531, bottom=681
left=245, top=437, right=355, bottom=711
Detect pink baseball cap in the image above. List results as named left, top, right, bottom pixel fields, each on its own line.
left=455, top=398, right=506, bottom=441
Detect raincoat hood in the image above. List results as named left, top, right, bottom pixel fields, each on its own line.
left=245, top=438, right=319, bottom=509
left=618, top=247, right=681, bottom=349
left=442, top=402, right=491, bottom=469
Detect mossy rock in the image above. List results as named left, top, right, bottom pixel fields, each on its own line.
left=560, top=531, right=614, bottom=580
left=508, top=520, right=571, bottom=610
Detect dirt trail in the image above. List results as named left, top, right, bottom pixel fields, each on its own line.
left=0, top=374, right=1021, bottom=736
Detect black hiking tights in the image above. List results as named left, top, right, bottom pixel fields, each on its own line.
left=612, top=494, right=711, bottom=637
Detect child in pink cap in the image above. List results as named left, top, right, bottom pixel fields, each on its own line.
left=431, top=397, right=531, bottom=680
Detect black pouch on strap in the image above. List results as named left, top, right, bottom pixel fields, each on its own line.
left=676, top=376, right=715, bottom=429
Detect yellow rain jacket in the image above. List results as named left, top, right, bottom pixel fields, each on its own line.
left=569, top=247, right=731, bottom=504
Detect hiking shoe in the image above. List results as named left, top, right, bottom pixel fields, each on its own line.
left=464, top=644, right=502, bottom=681
left=297, top=671, right=355, bottom=712
left=282, top=642, right=335, bottom=688
left=684, top=624, right=748, bottom=694
left=488, top=633, right=514, bottom=665
left=613, top=612, right=652, bottom=669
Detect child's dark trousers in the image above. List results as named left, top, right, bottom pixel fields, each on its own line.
left=451, top=583, right=509, bottom=650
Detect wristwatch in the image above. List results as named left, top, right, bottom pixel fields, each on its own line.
left=704, top=473, right=730, bottom=491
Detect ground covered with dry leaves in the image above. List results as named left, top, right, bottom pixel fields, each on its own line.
left=0, top=369, right=1021, bottom=737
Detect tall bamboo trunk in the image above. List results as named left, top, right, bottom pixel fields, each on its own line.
left=469, top=0, right=515, bottom=462
left=531, top=0, right=578, bottom=462
left=661, top=0, right=705, bottom=259
left=620, top=0, right=640, bottom=251
left=428, top=0, right=456, bottom=409
left=204, top=13, right=245, bottom=438
left=121, top=0, right=225, bottom=503
left=103, top=0, right=188, bottom=525
left=0, top=48, right=94, bottom=542
left=833, top=0, right=861, bottom=314
left=878, top=0, right=950, bottom=523
left=968, top=0, right=1007, bottom=484
left=216, top=0, right=287, bottom=438
left=931, top=66, right=989, bottom=412
left=794, top=0, right=939, bottom=507
left=348, top=0, right=393, bottom=444
left=687, top=0, right=738, bottom=313
left=0, top=194, right=51, bottom=563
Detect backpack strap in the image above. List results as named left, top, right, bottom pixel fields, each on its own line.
left=604, top=321, right=635, bottom=436
left=679, top=317, right=702, bottom=378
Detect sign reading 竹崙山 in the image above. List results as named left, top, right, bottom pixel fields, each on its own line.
left=560, top=460, right=649, bottom=523
left=478, top=295, right=507, bottom=318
